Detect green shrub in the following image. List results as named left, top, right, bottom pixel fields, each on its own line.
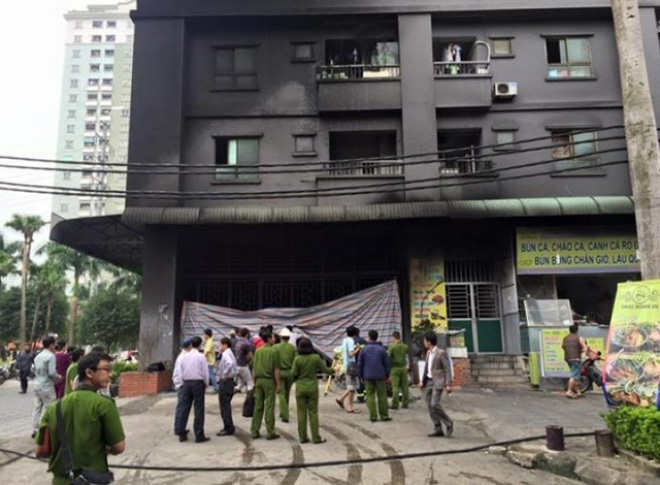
left=603, top=406, right=660, bottom=461
left=111, top=361, right=139, bottom=384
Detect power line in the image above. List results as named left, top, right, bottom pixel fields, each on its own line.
left=0, top=157, right=631, bottom=201
left=0, top=134, right=628, bottom=177
left=0, top=125, right=625, bottom=170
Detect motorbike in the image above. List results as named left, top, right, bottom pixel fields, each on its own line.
left=0, top=363, right=11, bottom=385
left=578, top=349, right=603, bottom=394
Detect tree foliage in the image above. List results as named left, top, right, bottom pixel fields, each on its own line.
left=0, top=284, right=68, bottom=342
left=77, top=286, right=140, bottom=352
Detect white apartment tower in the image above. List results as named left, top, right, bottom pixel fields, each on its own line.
left=52, top=1, right=135, bottom=221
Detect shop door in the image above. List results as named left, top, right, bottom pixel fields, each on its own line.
left=447, top=283, right=503, bottom=353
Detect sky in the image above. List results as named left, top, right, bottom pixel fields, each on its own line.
left=0, top=0, right=92, bottom=250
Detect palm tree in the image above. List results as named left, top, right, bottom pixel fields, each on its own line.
left=5, top=215, right=46, bottom=347
left=41, top=261, right=66, bottom=337
left=44, top=244, right=99, bottom=345
left=0, top=233, right=20, bottom=292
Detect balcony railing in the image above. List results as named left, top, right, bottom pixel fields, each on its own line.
left=433, top=61, right=490, bottom=76
left=324, top=159, right=403, bottom=176
left=439, top=158, right=494, bottom=175
left=317, top=64, right=401, bottom=81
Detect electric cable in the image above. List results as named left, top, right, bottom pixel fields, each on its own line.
left=0, top=157, right=630, bottom=201
left=0, top=134, right=627, bottom=177
left=0, top=431, right=598, bottom=472
left=0, top=125, right=625, bottom=170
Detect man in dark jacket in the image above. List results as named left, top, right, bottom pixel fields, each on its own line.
left=16, top=344, right=34, bottom=394
left=358, top=330, right=391, bottom=422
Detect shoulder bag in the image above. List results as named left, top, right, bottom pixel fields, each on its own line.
left=56, top=400, right=115, bottom=485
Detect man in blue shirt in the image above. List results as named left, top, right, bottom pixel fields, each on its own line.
left=358, top=330, right=391, bottom=422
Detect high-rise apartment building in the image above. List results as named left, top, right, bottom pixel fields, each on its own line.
left=52, top=1, right=135, bottom=220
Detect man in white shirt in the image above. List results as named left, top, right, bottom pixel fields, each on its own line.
left=32, top=336, right=60, bottom=437
left=216, top=337, right=238, bottom=436
left=175, top=337, right=210, bottom=443
left=419, top=333, right=454, bottom=438
left=173, top=339, right=192, bottom=437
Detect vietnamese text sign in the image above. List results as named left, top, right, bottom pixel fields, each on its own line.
left=604, top=280, right=660, bottom=408
left=410, top=256, right=447, bottom=330
left=540, top=328, right=606, bottom=378
left=516, top=227, right=639, bottom=275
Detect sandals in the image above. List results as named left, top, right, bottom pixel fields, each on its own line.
left=335, top=399, right=345, bottom=409
left=346, top=409, right=361, bottom=414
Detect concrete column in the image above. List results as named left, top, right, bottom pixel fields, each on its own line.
left=139, top=227, right=179, bottom=367
left=398, top=14, right=438, bottom=201
left=127, top=18, right=186, bottom=207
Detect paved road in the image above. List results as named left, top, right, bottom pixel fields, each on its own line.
left=0, top=383, right=608, bottom=485
left=0, top=378, right=34, bottom=441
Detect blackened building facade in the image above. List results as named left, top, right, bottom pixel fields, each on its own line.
left=52, top=0, right=660, bottom=364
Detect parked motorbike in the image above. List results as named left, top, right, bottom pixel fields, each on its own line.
left=0, top=363, right=10, bottom=385
left=578, top=349, right=603, bottom=394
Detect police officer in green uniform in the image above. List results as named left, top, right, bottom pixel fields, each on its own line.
left=250, top=330, right=281, bottom=440
left=388, top=331, right=410, bottom=409
left=274, top=328, right=297, bottom=423
left=291, top=337, right=333, bottom=444
left=34, top=352, right=126, bottom=485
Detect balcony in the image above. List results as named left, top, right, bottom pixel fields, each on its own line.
left=317, top=64, right=402, bottom=112
left=438, top=157, right=493, bottom=175
left=323, top=159, right=403, bottom=177
left=433, top=40, right=492, bottom=109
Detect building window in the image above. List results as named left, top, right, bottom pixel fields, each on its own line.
left=107, top=20, right=116, bottom=28
left=213, top=46, right=258, bottom=90
left=62, top=172, right=71, bottom=181
left=60, top=203, right=69, bottom=212
left=70, top=79, right=79, bottom=88
left=104, top=64, right=114, bottom=72
left=322, top=40, right=400, bottom=79
left=85, top=122, right=96, bottom=131
left=74, top=35, right=82, bottom=43
left=214, top=137, right=260, bottom=181
left=65, top=140, right=74, bottom=149
left=491, top=38, right=514, bottom=57
left=102, top=93, right=113, bottom=101
left=291, top=42, right=315, bottom=62
left=106, top=35, right=116, bottom=42
left=84, top=137, right=96, bottom=147
left=90, top=64, right=100, bottom=72
left=293, top=134, right=316, bottom=156
left=437, top=131, right=492, bottom=174
left=87, top=93, right=98, bottom=101
left=66, top=125, right=75, bottom=134
left=74, top=21, right=83, bottom=29
left=92, top=20, right=103, bottom=29
left=493, top=130, right=517, bottom=151
left=105, top=49, right=115, bottom=57
left=121, top=108, right=130, bottom=117
left=83, top=154, right=94, bottom=162
left=551, top=129, right=599, bottom=171
left=72, top=50, right=81, bottom=59
left=91, top=49, right=101, bottom=58
left=546, top=37, right=593, bottom=79
left=92, top=35, right=102, bottom=43
left=80, top=203, right=91, bottom=212
left=69, top=94, right=77, bottom=103
left=100, top=108, right=112, bottom=116
left=71, top=65, right=80, bottom=73
left=102, top=78, right=113, bottom=86
left=67, top=110, right=76, bottom=119
left=87, top=108, right=96, bottom=116
left=88, top=78, right=99, bottom=86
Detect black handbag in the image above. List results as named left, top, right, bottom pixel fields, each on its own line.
left=242, top=392, right=255, bottom=418
left=56, top=400, right=115, bottom=485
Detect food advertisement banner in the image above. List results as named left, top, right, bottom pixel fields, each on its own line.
left=604, top=280, right=660, bottom=408
left=410, top=256, right=447, bottom=330
left=516, top=227, right=639, bottom=275
left=540, top=329, right=606, bottom=377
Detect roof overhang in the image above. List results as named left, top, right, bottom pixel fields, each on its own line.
left=50, top=196, right=635, bottom=269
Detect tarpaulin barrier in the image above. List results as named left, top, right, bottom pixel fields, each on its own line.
left=180, top=279, right=402, bottom=359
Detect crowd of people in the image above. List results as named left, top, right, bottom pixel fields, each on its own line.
left=173, top=325, right=455, bottom=444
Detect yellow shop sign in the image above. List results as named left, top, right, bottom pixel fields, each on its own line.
left=516, top=227, right=639, bottom=275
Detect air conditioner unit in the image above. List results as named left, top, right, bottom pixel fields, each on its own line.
left=493, top=82, right=518, bottom=99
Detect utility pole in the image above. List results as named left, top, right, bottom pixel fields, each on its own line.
left=611, top=0, right=660, bottom=279
left=92, top=84, right=109, bottom=217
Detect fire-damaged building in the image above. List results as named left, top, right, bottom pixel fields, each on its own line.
left=51, top=0, right=660, bottom=368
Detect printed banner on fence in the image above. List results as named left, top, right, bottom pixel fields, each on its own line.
left=181, top=280, right=402, bottom=360
left=604, top=280, right=660, bottom=408
left=540, top=328, right=606, bottom=378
